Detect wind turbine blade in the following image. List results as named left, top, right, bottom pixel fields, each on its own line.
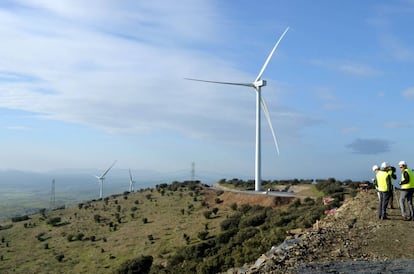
left=261, top=97, right=280, bottom=155
left=100, top=160, right=117, bottom=178
left=129, top=169, right=133, bottom=182
left=255, top=27, right=289, bottom=82
left=185, top=78, right=253, bottom=87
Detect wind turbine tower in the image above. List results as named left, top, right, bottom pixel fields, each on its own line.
left=129, top=169, right=136, bottom=192
left=185, top=27, right=289, bottom=192
left=95, top=161, right=117, bottom=199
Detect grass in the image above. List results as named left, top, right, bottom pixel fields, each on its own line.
left=0, top=185, right=237, bottom=273
left=0, top=182, right=322, bottom=273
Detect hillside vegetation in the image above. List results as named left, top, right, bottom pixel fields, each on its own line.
left=0, top=179, right=356, bottom=273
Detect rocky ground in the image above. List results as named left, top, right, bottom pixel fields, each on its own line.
left=241, top=189, right=414, bottom=273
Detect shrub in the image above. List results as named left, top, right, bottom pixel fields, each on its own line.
left=303, top=197, right=315, bottom=205
left=288, top=199, right=302, bottom=209
left=55, top=254, right=64, bottom=262
left=47, top=217, right=62, bottom=226
left=220, top=213, right=242, bottom=231
left=36, top=232, right=47, bottom=242
left=115, top=255, right=153, bottom=274
left=216, top=229, right=237, bottom=244
left=203, top=210, right=212, bottom=219
left=142, top=217, right=148, bottom=224
left=76, top=233, right=85, bottom=241
left=238, top=204, right=251, bottom=214
left=233, top=227, right=259, bottom=245
left=183, top=233, right=190, bottom=244
left=230, top=203, right=238, bottom=211
left=197, top=230, right=209, bottom=241
left=67, top=234, right=75, bottom=242
left=94, top=214, right=102, bottom=223
left=11, top=215, right=29, bottom=222
left=240, top=212, right=267, bottom=228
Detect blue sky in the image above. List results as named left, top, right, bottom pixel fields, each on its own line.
left=0, top=0, right=414, bottom=182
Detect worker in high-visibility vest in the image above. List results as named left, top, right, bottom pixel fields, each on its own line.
left=381, top=162, right=397, bottom=209
left=373, top=164, right=392, bottom=220
left=398, top=161, right=414, bottom=221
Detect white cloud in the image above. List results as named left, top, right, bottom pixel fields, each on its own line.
left=402, top=87, right=414, bottom=99
left=0, top=1, right=309, bottom=148
left=341, top=127, right=359, bottom=134
left=314, top=88, right=344, bottom=111
left=311, top=59, right=380, bottom=77
left=384, top=121, right=414, bottom=129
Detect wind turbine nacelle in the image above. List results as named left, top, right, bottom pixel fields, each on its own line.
left=254, top=80, right=267, bottom=88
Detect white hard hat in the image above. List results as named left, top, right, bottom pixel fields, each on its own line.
left=399, top=161, right=407, bottom=166
left=380, top=162, right=389, bottom=169
left=372, top=165, right=379, bottom=171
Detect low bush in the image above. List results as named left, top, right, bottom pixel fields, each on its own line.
left=115, top=255, right=153, bottom=274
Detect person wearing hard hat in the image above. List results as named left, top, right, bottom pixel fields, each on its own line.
left=371, top=165, right=380, bottom=201
left=381, top=162, right=397, bottom=209
left=373, top=164, right=392, bottom=220
left=398, top=161, right=414, bottom=221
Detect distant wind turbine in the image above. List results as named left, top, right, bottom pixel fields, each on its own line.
left=128, top=169, right=136, bottom=192
left=95, top=160, right=117, bottom=199
left=185, top=27, right=289, bottom=192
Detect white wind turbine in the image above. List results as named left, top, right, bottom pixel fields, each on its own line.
left=128, top=169, right=136, bottom=192
left=95, top=160, right=117, bottom=199
left=186, top=27, right=289, bottom=192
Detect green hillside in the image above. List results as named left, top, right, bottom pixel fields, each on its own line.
left=0, top=180, right=343, bottom=273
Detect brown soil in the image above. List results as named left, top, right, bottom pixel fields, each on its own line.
left=204, top=190, right=293, bottom=209
left=246, top=189, right=414, bottom=273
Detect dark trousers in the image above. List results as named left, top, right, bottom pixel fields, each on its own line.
left=389, top=187, right=394, bottom=208
left=379, top=191, right=391, bottom=219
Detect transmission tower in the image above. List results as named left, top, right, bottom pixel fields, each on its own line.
left=50, top=179, right=56, bottom=209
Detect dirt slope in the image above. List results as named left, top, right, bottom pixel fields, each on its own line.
left=246, top=189, right=414, bottom=273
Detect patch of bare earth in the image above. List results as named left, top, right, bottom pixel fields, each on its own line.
left=203, top=189, right=293, bottom=209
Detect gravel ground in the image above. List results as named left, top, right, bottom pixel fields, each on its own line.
left=239, top=190, right=414, bottom=274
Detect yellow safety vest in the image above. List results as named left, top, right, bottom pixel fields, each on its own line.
left=401, top=168, right=414, bottom=189
left=376, top=170, right=389, bottom=192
